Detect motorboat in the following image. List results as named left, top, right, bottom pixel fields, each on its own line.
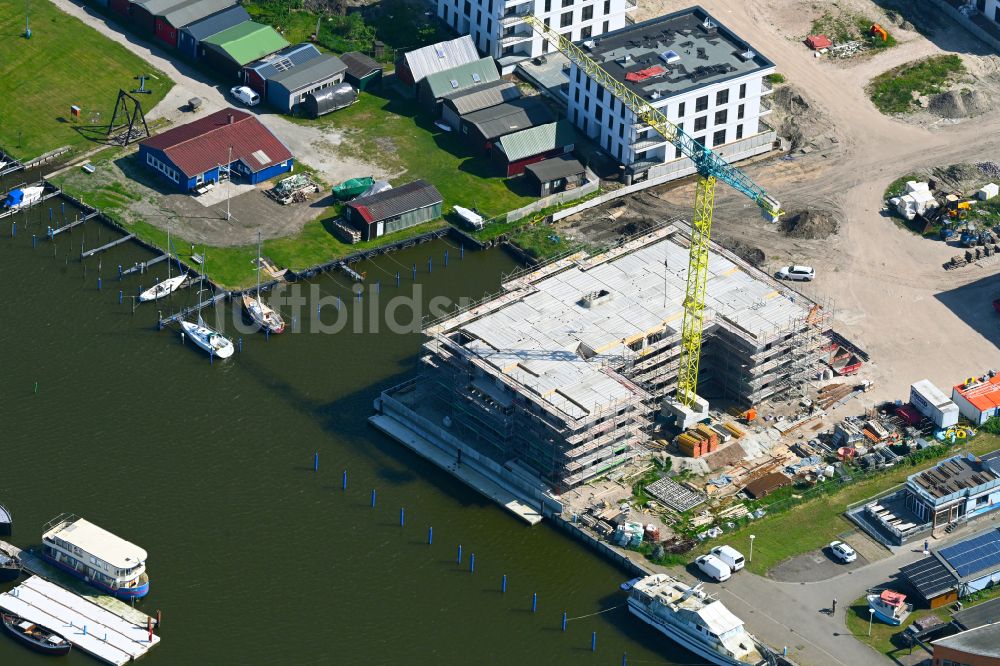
left=1, top=612, right=71, bottom=656
left=181, top=320, right=234, bottom=359
left=0, top=545, right=19, bottom=582
left=0, top=502, right=10, bottom=536
left=3, top=185, right=44, bottom=210
left=454, top=205, right=485, bottom=230
left=138, top=274, right=186, bottom=302
left=867, top=589, right=911, bottom=626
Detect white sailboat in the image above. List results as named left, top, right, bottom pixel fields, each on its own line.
left=181, top=252, right=235, bottom=359
left=242, top=231, right=285, bottom=334
left=139, top=225, right=186, bottom=302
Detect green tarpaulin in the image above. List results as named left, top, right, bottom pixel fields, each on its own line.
left=333, top=177, right=374, bottom=200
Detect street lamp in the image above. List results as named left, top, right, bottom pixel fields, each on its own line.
left=868, top=608, right=875, bottom=636
left=749, top=534, right=756, bottom=563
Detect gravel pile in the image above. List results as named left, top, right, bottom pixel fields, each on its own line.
left=977, top=161, right=1000, bottom=178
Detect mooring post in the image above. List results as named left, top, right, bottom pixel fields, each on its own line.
left=313, top=451, right=319, bottom=472
left=238, top=337, right=243, bottom=353
left=11, top=222, right=15, bottom=237
left=427, top=527, right=433, bottom=544
left=399, top=507, right=405, bottom=527
left=49, top=208, right=52, bottom=223
left=501, top=574, right=507, bottom=593
left=412, top=264, right=416, bottom=280
left=118, top=290, right=123, bottom=304
left=469, top=553, right=475, bottom=573
left=622, top=651, right=627, bottom=666
left=342, top=469, right=348, bottom=490
left=591, top=632, right=597, bottom=652
left=210, top=348, right=214, bottom=366
left=265, top=327, right=269, bottom=341
left=371, top=489, right=376, bottom=508
left=460, top=244, right=464, bottom=259
left=376, top=280, right=380, bottom=295
left=444, top=249, right=448, bottom=267
left=395, top=272, right=400, bottom=287
left=457, top=544, right=462, bottom=564
left=561, top=612, right=567, bottom=631
left=32, top=234, right=36, bottom=248
left=532, top=593, right=537, bottom=613
left=427, top=257, right=432, bottom=273
left=33, top=381, right=38, bottom=395
left=97, top=277, right=102, bottom=291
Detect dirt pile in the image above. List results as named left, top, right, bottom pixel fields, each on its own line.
left=770, top=84, right=834, bottom=152
left=929, top=89, right=992, bottom=119
left=781, top=210, right=839, bottom=239
left=718, top=237, right=766, bottom=267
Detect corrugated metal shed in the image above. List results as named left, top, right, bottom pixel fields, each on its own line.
left=525, top=154, right=586, bottom=183
left=269, top=54, right=347, bottom=93
left=340, top=51, right=382, bottom=79
left=244, top=44, right=321, bottom=79
left=132, top=0, right=184, bottom=15
left=463, top=98, right=554, bottom=141
left=348, top=180, right=443, bottom=224
left=202, top=22, right=289, bottom=67
left=423, top=57, right=499, bottom=100
left=402, top=35, right=479, bottom=84
left=180, top=5, right=248, bottom=42
left=160, top=0, right=234, bottom=28
left=495, top=121, right=576, bottom=162
left=441, top=80, right=521, bottom=115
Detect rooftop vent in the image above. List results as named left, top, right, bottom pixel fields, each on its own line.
left=450, top=79, right=459, bottom=88
left=471, top=72, right=481, bottom=82
left=701, top=17, right=716, bottom=32
left=435, top=45, right=446, bottom=58
left=618, top=53, right=632, bottom=65
left=583, top=39, right=596, bottom=49
left=659, top=50, right=681, bottom=64
left=737, top=48, right=756, bottom=61
left=579, top=288, right=613, bottom=308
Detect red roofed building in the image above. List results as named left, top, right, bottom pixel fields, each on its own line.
left=137, top=108, right=293, bottom=191
left=344, top=180, right=443, bottom=241
left=952, top=374, right=1000, bottom=425
left=805, top=34, right=832, bottom=50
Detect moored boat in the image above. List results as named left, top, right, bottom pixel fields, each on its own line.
left=3, top=185, right=44, bottom=211
left=242, top=294, right=285, bottom=334
left=181, top=320, right=235, bottom=358
left=138, top=274, right=187, bottom=302
left=0, top=502, right=10, bottom=536
left=41, top=514, right=150, bottom=600
left=1, top=611, right=71, bottom=656
left=867, top=589, right=911, bottom=626
left=0, top=545, right=20, bottom=582
left=454, top=205, right=484, bottom=230
left=627, top=573, right=776, bottom=666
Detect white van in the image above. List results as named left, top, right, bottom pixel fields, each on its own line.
left=230, top=85, right=260, bottom=107
left=710, top=545, right=746, bottom=572
left=695, top=554, right=732, bottom=582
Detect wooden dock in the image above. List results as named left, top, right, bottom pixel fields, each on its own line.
left=81, top=234, right=135, bottom=259
left=0, top=576, right=159, bottom=665
left=47, top=210, right=98, bottom=236
left=120, top=254, right=168, bottom=278
left=158, top=292, right=227, bottom=329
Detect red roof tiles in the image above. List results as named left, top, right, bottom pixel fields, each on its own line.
left=140, top=108, right=292, bottom=178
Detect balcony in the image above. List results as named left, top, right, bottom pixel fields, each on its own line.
left=632, top=136, right=666, bottom=152
left=624, top=0, right=637, bottom=10
left=500, top=30, right=533, bottom=45
left=500, top=7, right=532, bottom=25
left=761, top=79, right=774, bottom=95
left=759, top=97, right=772, bottom=116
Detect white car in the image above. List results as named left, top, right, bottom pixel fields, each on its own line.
left=828, top=540, right=857, bottom=563
left=777, top=265, right=815, bottom=281
left=230, top=85, right=260, bottom=107
left=710, top=545, right=746, bottom=572
left=695, top=554, right=732, bottom=582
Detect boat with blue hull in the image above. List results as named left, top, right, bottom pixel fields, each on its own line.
left=867, top=589, right=911, bottom=626
left=41, top=514, right=150, bottom=600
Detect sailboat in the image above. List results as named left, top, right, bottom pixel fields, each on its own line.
left=139, top=225, right=186, bottom=302
left=181, top=253, right=235, bottom=359
left=242, top=232, right=285, bottom=334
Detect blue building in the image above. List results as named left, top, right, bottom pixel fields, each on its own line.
left=177, top=4, right=250, bottom=60
left=137, top=108, right=293, bottom=192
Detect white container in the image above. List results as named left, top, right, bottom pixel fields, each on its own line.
left=910, top=379, right=960, bottom=429
left=978, top=183, right=999, bottom=201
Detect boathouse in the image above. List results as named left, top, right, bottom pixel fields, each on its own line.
left=178, top=5, right=250, bottom=60
left=340, top=51, right=383, bottom=91
left=344, top=180, right=443, bottom=241
left=200, top=22, right=289, bottom=77
left=137, top=108, right=293, bottom=191
left=492, top=120, right=576, bottom=177
left=153, top=0, right=236, bottom=48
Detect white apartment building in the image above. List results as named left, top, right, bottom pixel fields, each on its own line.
left=975, top=0, right=1000, bottom=24
left=437, top=0, right=635, bottom=73
left=566, top=8, right=777, bottom=184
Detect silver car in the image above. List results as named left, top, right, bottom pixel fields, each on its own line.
left=777, top=265, right=815, bottom=281
left=828, top=540, right=857, bottom=563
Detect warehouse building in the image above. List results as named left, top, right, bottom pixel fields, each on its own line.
left=344, top=180, right=443, bottom=241
left=374, top=224, right=829, bottom=495
left=566, top=7, right=777, bottom=184
left=436, top=0, right=634, bottom=72
left=264, top=54, right=348, bottom=113
left=242, top=44, right=322, bottom=95
left=932, top=624, right=1000, bottom=666
left=418, top=57, right=500, bottom=110
left=152, top=0, right=235, bottom=48
left=524, top=154, right=587, bottom=196
left=201, top=22, right=289, bottom=77
left=138, top=108, right=293, bottom=191
left=178, top=5, right=249, bottom=60
left=440, top=80, right=522, bottom=130
left=341, top=51, right=383, bottom=91
left=953, top=373, right=1000, bottom=425
left=901, top=527, right=1000, bottom=608
left=459, top=97, right=554, bottom=151
left=492, top=120, right=576, bottom=176
left=395, top=35, right=480, bottom=89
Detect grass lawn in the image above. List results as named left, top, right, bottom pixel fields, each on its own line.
left=506, top=222, right=591, bottom=260
left=0, top=0, right=172, bottom=159
left=868, top=55, right=965, bottom=114
left=845, top=586, right=1000, bottom=657
left=705, top=434, right=1000, bottom=576
left=295, top=92, right=537, bottom=219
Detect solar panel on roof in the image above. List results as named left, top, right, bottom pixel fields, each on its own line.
left=940, top=530, right=1000, bottom=578
left=271, top=58, right=294, bottom=72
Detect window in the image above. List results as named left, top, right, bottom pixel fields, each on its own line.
left=736, top=124, right=743, bottom=139
left=674, top=145, right=682, bottom=159
left=739, top=82, right=746, bottom=99
left=581, top=25, right=592, bottom=38
left=544, top=16, right=550, bottom=27
left=583, top=97, right=589, bottom=112
left=737, top=103, right=744, bottom=119
left=463, top=0, right=471, bottom=15
left=544, top=0, right=551, bottom=10
left=560, top=11, right=572, bottom=27
left=476, top=9, right=481, bottom=23
left=677, top=101, right=685, bottom=117
left=488, top=0, right=493, bottom=10
left=562, top=0, right=572, bottom=7
left=695, top=95, right=708, bottom=112
left=574, top=88, right=580, bottom=103
left=595, top=105, right=602, bottom=121
left=694, top=116, right=707, bottom=131
left=713, top=129, right=726, bottom=146
left=604, top=0, right=610, bottom=12
left=714, top=109, right=727, bottom=125
left=618, top=121, right=624, bottom=138
left=716, top=89, right=729, bottom=105
left=603, top=20, right=609, bottom=33
left=582, top=5, right=593, bottom=20
left=541, top=40, right=548, bottom=53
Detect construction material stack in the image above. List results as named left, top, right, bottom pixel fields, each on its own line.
left=676, top=424, right=719, bottom=458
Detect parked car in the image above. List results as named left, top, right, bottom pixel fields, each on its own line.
left=710, top=545, right=745, bottom=572
left=230, top=86, right=260, bottom=107
left=776, top=265, right=815, bottom=281
left=828, top=540, right=857, bottom=563
left=695, top=554, right=732, bottom=582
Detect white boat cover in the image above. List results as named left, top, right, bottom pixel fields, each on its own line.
left=696, top=600, right=743, bottom=635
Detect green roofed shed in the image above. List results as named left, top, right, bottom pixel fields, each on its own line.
left=202, top=22, right=289, bottom=74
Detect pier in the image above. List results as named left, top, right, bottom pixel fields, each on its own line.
left=119, top=254, right=167, bottom=278
left=81, top=234, right=135, bottom=259
left=47, top=210, right=98, bottom=236
left=0, top=576, right=159, bottom=665
left=157, top=292, right=227, bottom=329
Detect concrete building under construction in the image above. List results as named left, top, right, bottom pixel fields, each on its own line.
left=372, top=223, right=829, bottom=513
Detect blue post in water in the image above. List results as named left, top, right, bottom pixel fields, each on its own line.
left=342, top=469, right=347, bottom=490
left=395, top=272, right=400, bottom=287
left=469, top=554, right=475, bottom=573
left=49, top=208, right=53, bottom=222
left=427, top=527, right=433, bottom=544
left=371, top=489, right=376, bottom=508
left=427, top=257, right=432, bottom=273
left=83, top=626, right=87, bottom=637
left=561, top=612, right=567, bottom=631
left=118, top=264, right=122, bottom=280
left=531, top=593, right=537, bottom=613
left=460, top=244, right=464, bottom=259
left=444, top=249, right=449, bottom=267
left=118, top=290, right=123, bottom=304
left=210, top=349, right=214, bottom=366
left=11, top=222, right=16, bottom=237
left=265, top=328, right=269, bottom=341
left=238, top=337, right=243, bottom=353
left=32, top=234, right=36, bottom=248
left=399, top=507, right=405, bottom=527
left=337, top=296, right=341, bottom=310
left=501, top=574, right=507, bottom=593
left=313, top=451, right=319, bottom=471
left=97, top=277, right=102, bottom=291
left=411, top=264, right=416, bottom=280
left=622, top=651, right=627, bottom=666
left=457, top=544, right=462, bottom=564
left=376, top=281, right=380, bottom=295
left=591, top=632, right=597, bottom=652
left=61, top=202, right=65, bottom=219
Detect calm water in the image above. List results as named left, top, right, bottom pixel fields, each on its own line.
left=0, top=196, right=693, bottom=665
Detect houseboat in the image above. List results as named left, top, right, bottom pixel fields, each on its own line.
left=41, top=515, right=149, bottom=600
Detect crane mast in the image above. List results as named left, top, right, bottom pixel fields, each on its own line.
left=522, top=17, right=783, bottom=411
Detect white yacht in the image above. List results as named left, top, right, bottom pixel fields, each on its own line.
left=139, top=274, right=187, bottom=302
left=627, top=574, right=776, bottom=666
left=181, top=320, right=234, bottom=359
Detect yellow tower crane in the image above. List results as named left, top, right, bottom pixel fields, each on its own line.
left=523, top=17, right=784, bottom=411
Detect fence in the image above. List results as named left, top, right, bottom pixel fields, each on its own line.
left=505, top=177, right=601, bottom=224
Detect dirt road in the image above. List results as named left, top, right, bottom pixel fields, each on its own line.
left=629, top=0, right=1000, bottom=404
